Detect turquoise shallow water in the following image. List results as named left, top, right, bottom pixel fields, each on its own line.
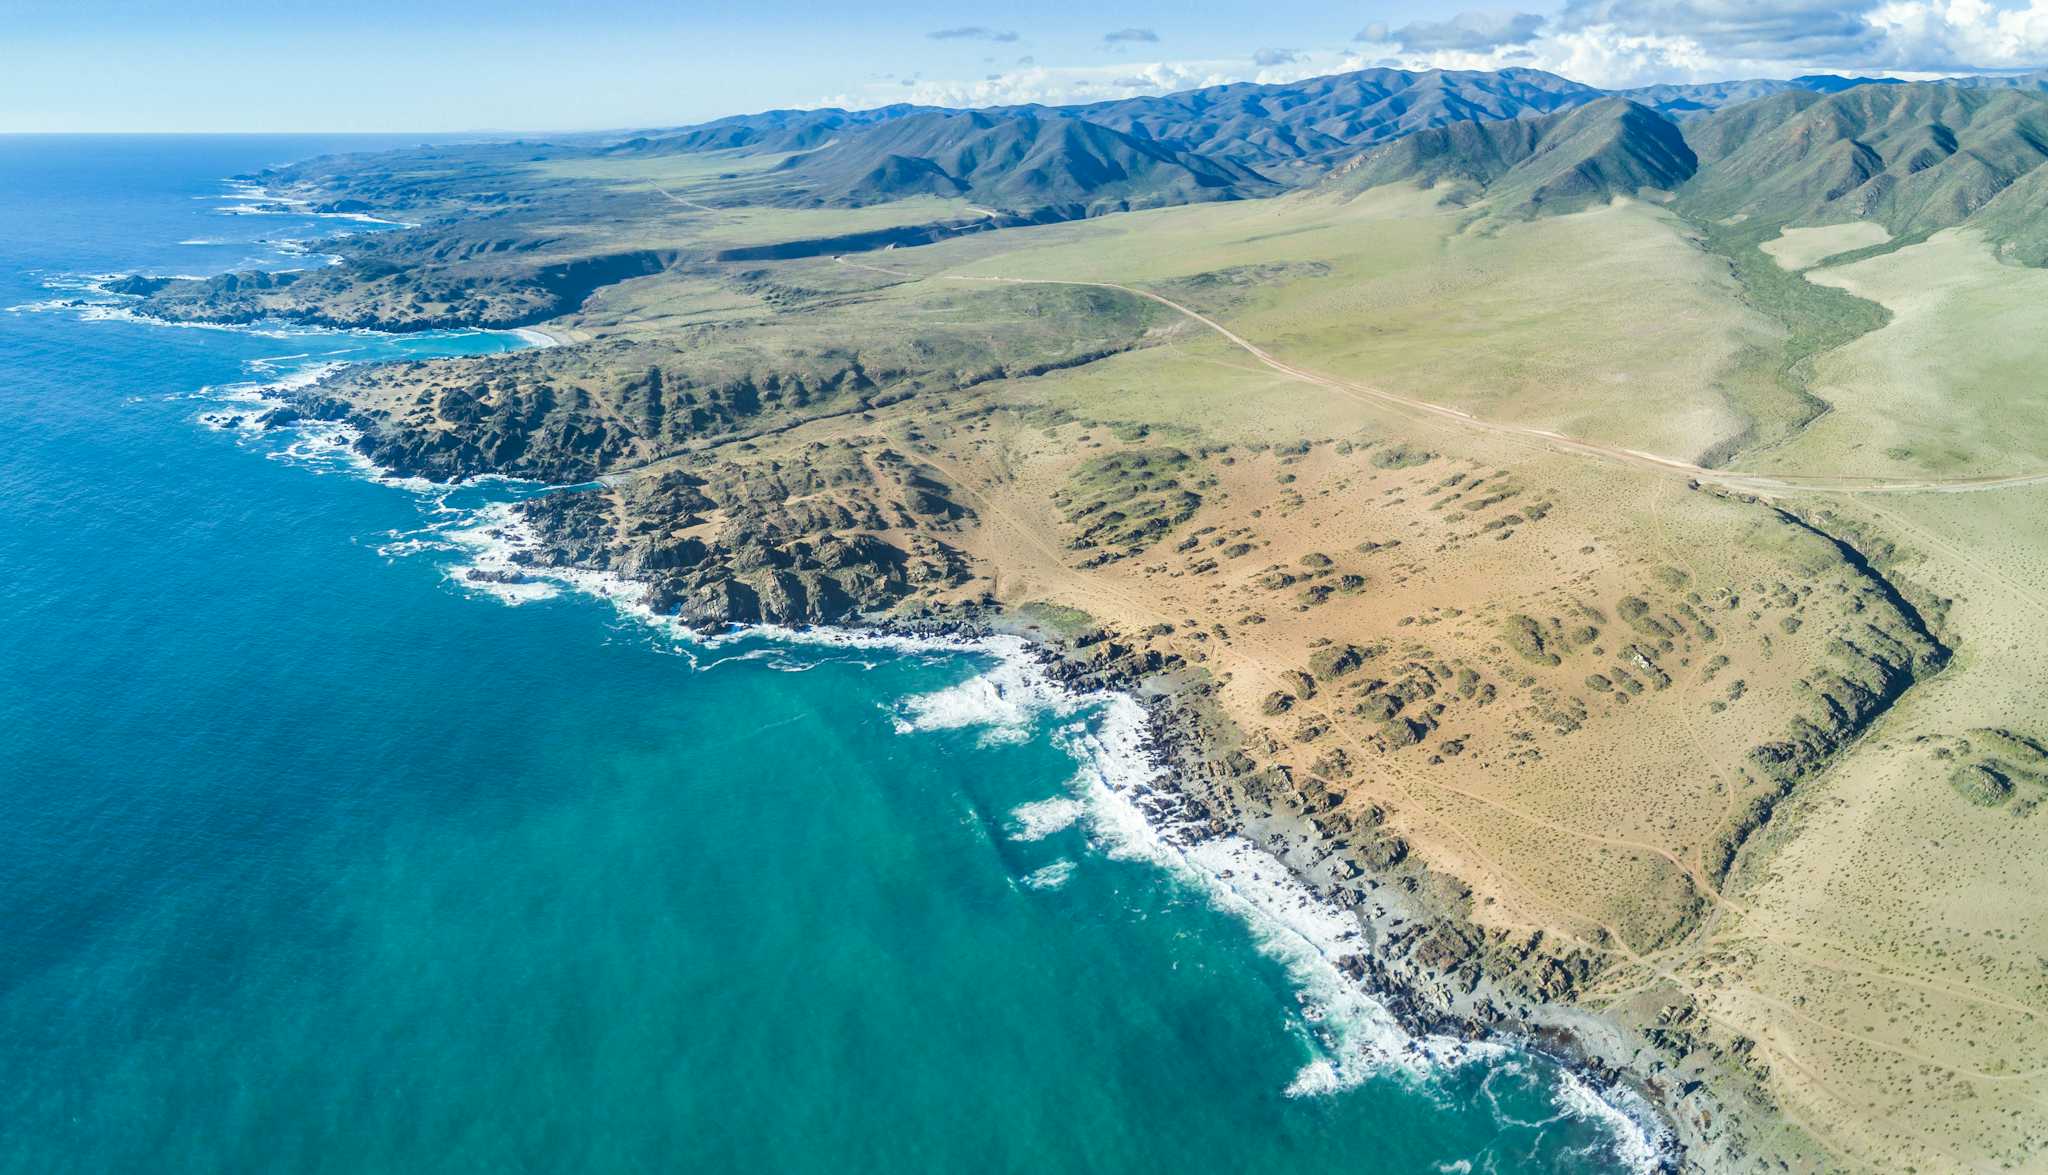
left=0, top=136, right=1650, bottom=1173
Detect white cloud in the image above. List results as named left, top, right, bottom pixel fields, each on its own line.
left=1349, top=25, right=1737, bottom=88
left=1356, top=0, right=2048, bottom=84
left=840, top=51, right=1421, bottom=110
left=1861, top=0, right=2048, bottom=69
left=810, top=2, right=2048, bottom=115
left=1554, top=0, right=2048, bottom=72
left=1556, top=0, right=1876, bottom=60
left=1380, top=10, right=1549, bottom=52
left=862, top=60, right=1229, bottom=108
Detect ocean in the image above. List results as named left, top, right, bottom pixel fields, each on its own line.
left=0, top=134, right=1653, bottom=1173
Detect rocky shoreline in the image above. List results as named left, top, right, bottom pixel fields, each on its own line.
left=137, top=216, right=1825, bottom=1169
left=869, top=608, right=1689, bottom=1172
left=242, top=348, right=1702, bottom=1169
left=100, top=208, right=675, bottom=335
left=381, top=438, right=1688, bottom=1168
left=171, top=284, right=1855, bottom=1170
left=427, top=473, right=1693, bottom=1170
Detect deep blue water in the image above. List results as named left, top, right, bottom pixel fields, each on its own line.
left=0, top=135, right=1648, bottom=1173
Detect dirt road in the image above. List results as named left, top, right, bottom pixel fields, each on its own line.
left=834, top=256, right=2048, bottom=499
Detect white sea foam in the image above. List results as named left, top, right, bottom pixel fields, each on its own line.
left=260, top=360, right=348, bottom=391
left=891, top=656, right=1074, bottom=746
left=177, top=353, right=475, bottom=498
left=439, top=508, right=565, bottom=605
left=192, top=360, right=350, bottom=433
left=1020, top=860, right=1075, bottom=890
left=434, top=500, right=695, bottom=614
left=211, top=183, right=417, bottom=228
left=886, top=651, right=1666, bottom=1170
left=217, top=181, right=302, bottom=205
left=65, top=300, right=336, bottom=338
left=897, top=660, right=1444, bottom=1088
left=1554, top=1068, right=1672, bottom=1174
left=265, top=239, right=346, bottom=267
left=1479, top=1058, right=1570, bottom=1128
left=27, top=264, right=536, bottom=362
left=1283, top=1058, right=1344, bottom=1098
left=434, top=482, right=713, bottom=612
left=374, top=535, right=459, bottom=559
left=1006, top=796, right=1085, bottom=842
left=86, top=304, right=263, bottom=331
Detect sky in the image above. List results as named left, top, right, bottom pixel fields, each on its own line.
left=5, top=0, right=2048, bottom=132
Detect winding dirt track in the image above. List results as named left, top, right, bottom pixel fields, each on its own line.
left=835, top=256, right=2048, bottom=498
left=651, top=187, right=719, bottom=213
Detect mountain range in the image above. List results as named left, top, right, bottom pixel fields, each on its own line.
left=1680, top=83, right=2048, bottom=260
left=761, top=109, right=1282, bottom=217
left=1326, top=95, right=1698, bottom=216
left=613, top=64, right=2048, bottom=250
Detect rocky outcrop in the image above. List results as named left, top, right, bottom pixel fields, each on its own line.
left=283, top=279, right=1165, bottom=486
left=112, top=249, right=672, bottom=333
left=1704, top=506, right=1951, bottom=880
left=513, top=444, right=978, bottom=628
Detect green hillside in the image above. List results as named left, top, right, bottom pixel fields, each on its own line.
left=755, top=111, right=1282, bottom=216
left=1329, top=97, right=1698, bottom=216
left=1032, top=66, right=1604, bottom=178
left=1679, top=84, right=2048, bottom=253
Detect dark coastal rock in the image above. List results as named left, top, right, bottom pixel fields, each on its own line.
left=517, top=490, right=613, bottom=566
left=679, top=578, right=760, bottom=625
left=616, top=536, right=709, bottom=575
left=117, top=249, right=675, bottom=334
left=101, top=274, right=174, bottom=297
left=504, top=442, right=969, bottom=631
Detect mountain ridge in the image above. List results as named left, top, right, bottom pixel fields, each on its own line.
left=1678, top=83, right=2048, bottom=261
left=600, top=66, right=2034, bottom=221
left=754, top=109, right=1283, bottom=215
left=1327, top=96, right=1698, bottom=215
left=240, top=64, right=2048, bottom=257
